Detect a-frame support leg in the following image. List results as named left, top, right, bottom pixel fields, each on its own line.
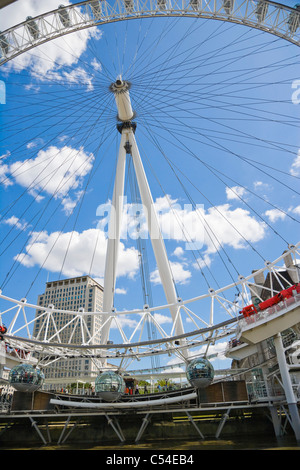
left=105, top=414, right=126, bottom=442
left=135, top=412, right=151, bottom=443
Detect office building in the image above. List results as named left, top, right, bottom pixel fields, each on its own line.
left=33, top=275, right=104, bottom=390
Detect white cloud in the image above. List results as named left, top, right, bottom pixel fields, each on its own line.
left=97, top=195, right=266, bottom=250
left=264, top=208, right=286, bottom=223
left=24, top=83, right=40, bottom=93
left=291, top=205, right=300, bottom=216
left=1, top=145, right=94, bottom=214
left=1, top=1, right=102, bottom=91
left=110, top=315, right=138, bottom=329
left=115, top=287, right=127, bottom=295
left=253, top=181, right=271, bottom=191
left=193, top=253, right=212, bottom=271
left=154, top=195, right=177, bottom=212
left=156, top=198, right=265, bottom=254
left=14, top=228, right=140, bottom=280
left=42, top=67, right=95, bottom=92
left=165, top=355, right=184, bottom=367
left=2, top=215, right=28, bottom=231
left=225, top=185, right=246, bottom=201
left=97, top=195, right=205, bottom=244
left=26, top=139, right=44, bottom=149
left=91, top=58, right=102, bottom=72
left=204, top=204, right=266, bottom=251
left=290, top=151, right=300, bottom=177
left=150, top=261, right=192, bottom=285
left=0, top=1, right=67, bottom=30
left=172, top=246, right=185, bottom=258
left=109, top=310, right=174, bottom=332
left=97, top=195, right=267, bottom=275
left=0, top=161, right=13, bottom=187
left=152, top=313, right=173, bottom=325
left=0, top=151, right=11, bottom=160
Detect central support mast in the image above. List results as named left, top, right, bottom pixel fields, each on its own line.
left=102, top=77, right=186, bottom=354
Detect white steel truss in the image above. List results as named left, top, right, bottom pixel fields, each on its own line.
left=0, top=243, right=299, bottom=368
left=0, top=1, right=300, bottom=66
left=0, top=0, right=300, bottom=370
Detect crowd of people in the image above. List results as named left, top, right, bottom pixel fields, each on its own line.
left=0, top=388, right=13, bottom=409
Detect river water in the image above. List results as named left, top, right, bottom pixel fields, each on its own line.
left=2, top=435, right=300, bottom=451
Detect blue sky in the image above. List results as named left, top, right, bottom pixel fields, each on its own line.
left=0, top=0, right=300, bottom=370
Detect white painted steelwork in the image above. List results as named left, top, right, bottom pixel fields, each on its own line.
left=101, top=78, right=186, bottom=353
left=0, top=0, right=299, bottom=443
left=0, top=244, right=299, bottom=364
left=50, top=391, right=197, bottom=408
left=0, top=3, right=299, bottom=362
left=0, top=1, right=300, bottom=66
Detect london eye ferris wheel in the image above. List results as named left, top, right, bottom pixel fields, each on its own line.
left=0, top=0, right=299, bottom=376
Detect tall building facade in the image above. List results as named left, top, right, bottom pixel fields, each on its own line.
left=33, top=275, right=104, bottom=390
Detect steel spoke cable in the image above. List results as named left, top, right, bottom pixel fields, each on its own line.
left=128, top=71, right=300, bottom=250
left=0, top=96, right=116, bottom=227
left=163, top=124, right=300, bottom=170
left=157, top=123, right=296, bottom=246
left=131, top=57, right=295, bottom=130
left=0, top=43, right=115, bottom=137
left=125, top=17, right=220, bottom=104
left=123, top=16, right=157, bottom=78
left=139, top=104, right=299, bottom=159
left=138, top=78, right=299, bottom=123
left=88, top=134, right=120, bottom=280
left=130, top=89, right=300, bottom=178
left=127, top=23, right=238, bottom=110
left=1, top=8, right=299, bottom=325
left=136, top=124, right=241, bottom=293
left=0, top=127, right=111, bottom=269
left=0, top=93, right=116, bottom=268
left=127, top=49, right=298, bottom=126
left=0, top=92, right=113, bottom=154
left=132, top=118, right=227, bottom=290
left=0, top=115, right=116, bottom=260
left=57, top=118, right=115, bottom=282
left=132, top=77, right=293, bottom=107
left=1, top=125, right=116, bottom=294
left=18, top=28, right=110, bottom=88
left=1, top=55, right=107, bottom=96
left=0, top=82, right=114, bottom=135
left=130, top=85, right=298, bottom=128
left=125, top=16, right=188, bottom=82
left=0, top=81, right=114, bottom=154
left=129, top=109, right=299, bottom=198
left=132, top=88, right=299, bottom=138
left=31, top=118, right=116, bottom=281
left=130, top=18, right=237, bottom=85
left=127, top=156, right=160, bottom=369
left=140, top=115, right=300, bottom=222
left=130, top=23, right=277, bottom=91
left=133, top=135, right=213, bottom=293
left=53, top=27, right=112, bottom=84
left=138, top=120, right=249, bottom=287
left=0, top=88, right=115, bottom=221
left=0, top=86, right=114, bottom=163
left=129, top=34, right=298, bottom=123
left=0, top=116, right=116, bottom=222
left=0, top=113, right=116, bottom=233
left=138, top=110, right=290, bottom=251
